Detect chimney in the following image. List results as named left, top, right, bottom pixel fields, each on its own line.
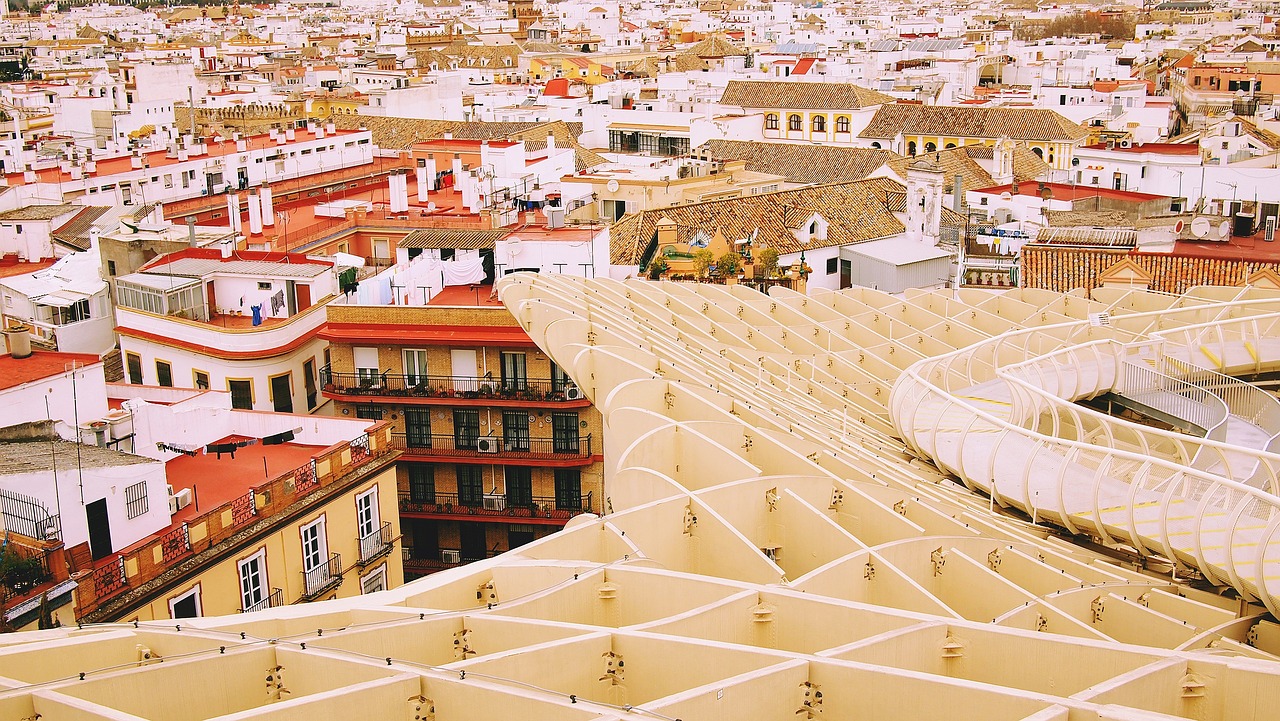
left=226, top=193, right=242, bottom=234
left=186, top=216, right=198, bottom=247
left=655, top=216, right=678, bottom=247
left=452, top=153, right=463, bottom=178
left=547, top=133, right=556, bottom=153
left=248, top=191, right=263, bottom=235
left=418, top=155, right=435, bottom=200
left=261, top=185, right=274, bottom=226
left=4, top=325, right=32, bottom=359
left=285, top=127, right=295, bottom=141
left=221, top=237, right=233, bottom=259
left=953, top=174, right=964, bottom=214
left=89, top=228, right=101, bottom=252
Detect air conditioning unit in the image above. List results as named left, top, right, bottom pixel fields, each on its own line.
left=1118, top=139, right=1132, bottom=148
left=175, top=488, right=193, bottom=509
left=565, top=385, right=585, bottom=401
left=482, top=495, right=506, bottom=511
left=1267, top=216, right=1276, bottom=242
left=476, top=435, right=500, bottom=453
left=440, top=549, right=461, bottom=563
left=168, top=496, right=179, bottom=515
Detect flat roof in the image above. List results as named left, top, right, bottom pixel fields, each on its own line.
left=0, top=350, right=102, bottom=392
left=970, top=181, right=1168, bottom=202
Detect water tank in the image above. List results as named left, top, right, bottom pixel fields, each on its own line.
left=1234, top=212, right=1255, bottom=238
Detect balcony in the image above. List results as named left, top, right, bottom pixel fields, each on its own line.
left=401, top=546, right=500, bottom=577
left=300, top=553, right=343, bottom=600
left=240, top=588, right=283, bottom=614
left=357, top=521, right=394, bottom=566
left=390, top=433, right=594, bottom=466
left=320, top=368, right=589, bottom=407
left=399, top=491, right=595, bottom=524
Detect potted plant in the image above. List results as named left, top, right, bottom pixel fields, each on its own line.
left=647, top=258, right=668, bottom=280
left=717, top=250, right=742, bottom=284
left=692, top=249, right=715, bottom=279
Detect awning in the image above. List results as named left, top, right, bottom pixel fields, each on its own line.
left=35, top=290, right=90, bottom=308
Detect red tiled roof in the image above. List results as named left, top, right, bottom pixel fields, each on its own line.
left=0, top=350, right=102, bottom=392
left=970, top=181, right=1167, bottom=202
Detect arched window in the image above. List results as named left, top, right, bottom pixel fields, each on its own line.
left=870, top=142, right=881, bottom=149
left=907, top=141, right=917, bottom=156
left=1071, top=157, right=1080, bottom=167
left=835, top=116, right=850, bottom=133
left=788, top=114, right=802, bottom=131
left=1032, top=147, right=1044, bottom=159
left=945, top=143, right=956, bottom=149
left=812, top=115, right=826, bottom=132
left=924, top=142, right=937, bottom=153
left=765, top=113, right=779, bottom=130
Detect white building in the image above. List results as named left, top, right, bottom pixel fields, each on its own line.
left=115, top=248, right=339, bottom=415
left=0, top=249, right=115, bottom=355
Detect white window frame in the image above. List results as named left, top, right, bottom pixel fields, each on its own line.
left=360, top=563, right=387, bottom=595
left=238, top=549, right=268, bottom=612
left=168, top=584, right=203, bottom=619
left=300, top=517, right=327, bottom=572
left=356, top=486, right=379, bottom=541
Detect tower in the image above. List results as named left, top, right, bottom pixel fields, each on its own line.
left=905, top=158, right=946, bottom=244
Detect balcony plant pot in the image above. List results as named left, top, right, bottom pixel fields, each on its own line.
left=323, top=382, right=336, bottom=392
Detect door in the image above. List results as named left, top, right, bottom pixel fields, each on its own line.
left=206, top=281, right=217, bottom=318
left=410, top=519, right=439, bottom=559
left=457, top=465, right=484, bottom=506
left=508, top=524, right=536, bottom=548
left=459, top=523, right=487, bottom=562
left=295, top=283, right=312, bottom=312
left=453, top=409, right=480, bottom=450
left=450, top=349, right=477, bottom=391
left=270, top=374, right=293, bottom=413
left=552, top=413, right=580, bottom=454
left=301, top=519, right=326, bottom=572
left=502, top=410, right=529, bottom=451
left=500, top=352, right=527, bottom=391
left=404, top=408, right=432, bottom=448
left=238, top=553, right=266, bottom=612
left=356, top=488, right=379, bottom=542
left=86, top=498, right=112, bottom=560
left=505, top=466, right=533, bottom=508
left=303, top=358, right=317, bottom=411
left=285, top=280, right=298, bottom=316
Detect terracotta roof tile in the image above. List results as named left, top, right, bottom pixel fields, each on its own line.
left=696, top=140, right=900, bottom=184
left=719, top=80, right=895, bottom=110
left=860, top=104, right=1088, bottom=142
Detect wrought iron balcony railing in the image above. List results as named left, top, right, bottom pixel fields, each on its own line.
left=240, top=587, right=282, bottom=614
left=399, top=491, right=593, bottom=520
left=390, top=433, right=592, bottom=461
left=358, top=521, right=394, bottom=565
left=320, top=368, right=584, bottom=404
left=300, top=553, right=343, bottom=600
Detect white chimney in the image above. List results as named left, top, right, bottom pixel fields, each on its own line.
left=221, top=238, right=233, bottom=259
left=130, top=155, right=143, bottom=169
left=261, top=185, right=274, bottom=225
left=418, top=156, right=435, bottom=200
left=226, top=193, right=242, bottom=234
left=248, top=191, right=263, bottom=235
left=285, top=127, right=295, bottom=141
left=236, top=138, right=248, bottom=152
left=316, top=127, right=325, bottom=140
left=325, top=122, right=336, bottom=134
left=547, top=133, right=556, bottom=154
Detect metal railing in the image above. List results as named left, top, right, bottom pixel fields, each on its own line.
left=241, top=587, right=282, bottom=614
left=402, top=546, right=500, bottom=575
left=1118, top=360, right=1228, bottom=437
left=301, top=553, right=342, bottom=599
left=0, top=490, right=60, bottom=542
left=399, top=490, right=593, bottom=519
left=358, top=521, right=393, bottom=564
left=320, top=368, right=581, bottom=403
left=390, top=433, right=592, bottom=460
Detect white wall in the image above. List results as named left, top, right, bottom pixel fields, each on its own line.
left=1, top=460, right=169, bottom=554
left=0, top=361, right=109, bottom=429
left=118, top=333, right=328, bottom=415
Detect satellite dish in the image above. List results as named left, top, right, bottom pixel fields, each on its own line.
left=606, top=179, right=620, bottom=192
left=427, top=202, right=436, bottom=211
left=1218, top=220, right=1232, bottom=240
left=507, top=237, right=522, bottom=255
left=1191, top=217, right=1210, bottom=238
